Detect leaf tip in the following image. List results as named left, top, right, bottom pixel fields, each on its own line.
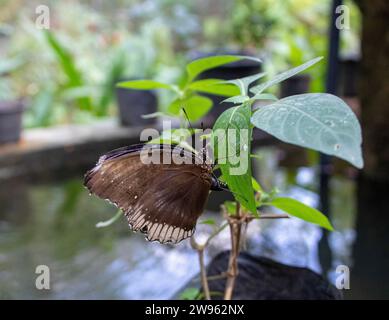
left=116, top=81, right=126, bottom=88
left=325, top=222, right=335, bottom=232
left=354, top=156, right=364, bottom=169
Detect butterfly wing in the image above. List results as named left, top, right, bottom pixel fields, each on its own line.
left=84, top=144, right=212, bottom=243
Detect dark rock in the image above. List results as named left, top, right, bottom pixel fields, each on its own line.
left=206, top=251, right=342, bottom=300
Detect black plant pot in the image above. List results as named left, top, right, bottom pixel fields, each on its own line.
left=0, top=100, right=24, bottom=144
left=115, top=84, right=157, bottom=127
left=279, top=74, right=311, bottom=98
left=203, top=251, right=342, bottom=300
left=189, top=51, right=262, bottom=126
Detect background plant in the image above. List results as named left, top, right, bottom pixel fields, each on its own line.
left=2, top=1, right=181, bottom=127
left=0, top=55, right=24, bottom=100
left=117, top=55, right=257, bottom=122
left=1, top=0, right=361, bottom=128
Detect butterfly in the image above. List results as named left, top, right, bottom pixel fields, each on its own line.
left=84, top=143, right=226, bottom=244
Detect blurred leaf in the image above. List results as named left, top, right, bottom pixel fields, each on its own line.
left=96, top=51, right=126, bottom=116
left=222, top=95, right=249, bottom=104
left=260, top=187, right=280, bottom=203
left=225, top=72, right=266, bottom=95
left=58, top=179, right=84, bottom=216
left=251, top=93, right=363, bottom=168
left=61, top=86, right=95, bottom=101
left=30, top=89, right=54, bottom=127
left=167, top=128, right=200, bottom=141
left=186, top=55, right=261, bottom=82
left=168, top=95, right=213, bottom=121
left=266, top=197, right=334, bottom=231
left=44, top=31, right=93, bottom=111
left=199, top=219, right=216, bottom=225
left=189, top=79, right=240, bottom=97
left=307, top=149, right=319, bottom=166
left=251, top=177, right=263, bottom=192
left=116, top=79, right=175, bottom=91
left=250, top=57, right=323, bottom=96
left=212, top=103, right=257, bottom=214
left=250, top=153, right=263, bottom=161
left=148, top=129, right=199, bottom=153
left=141, top=112, right=168, bottom=119
left=180, top=288, right=201, bottom=300
left=224, top=201, right=237, bottom=215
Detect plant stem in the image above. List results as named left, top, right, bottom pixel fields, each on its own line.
left=192, top=222, right=229, bottom=288
left=224, top=203, right=242, bottom=300
left=198, top=248, right=211, bottom=300
left=205, top=222, right=229, bottom=246
left=190, top=237, right=211, bottom=300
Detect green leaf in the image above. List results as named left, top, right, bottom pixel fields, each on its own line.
left=31, top=89, right=54, bottom=127
left=186, top=55, right=261, bottom=82
left=96, top=52, right=126, bottom=116
left=45, top=31, right=80, bottom=83
left=251, top=177, right=263, bottom=192
left=260, top=187, right=280, bottom=203
left=148, top=129, right=199, bottom=150
left=168, top=95, right=213, bottom=121
left=44, top=31, right=93, bottom=111
left=226, top=72, right=266, bottom=96
left=224, top=201, right=237, bottom=215
left=116, top=79, right=175, bottom=91
left=189, top=79, right=240, bottom=97
left=266, top=197, right=334, bottom=231
left=180, top=288, right=201, bottom=300
left=199, top=219, right=216, bottom=225
left=212, top=103, right=257, bottom=214
left=251, top=93, right=363, bottom=168
left=252, top=93, right=278, bottom=101
left=61, top=86, right=94, bottom=100
left=222, top=95, right=249, bottom=104
left=250, top=57, right=323, bottom=95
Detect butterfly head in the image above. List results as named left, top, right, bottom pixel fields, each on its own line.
left=210, top=174, right=228, bottom=191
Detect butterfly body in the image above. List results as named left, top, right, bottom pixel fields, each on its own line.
left=84, top=144, right=223, bottom=244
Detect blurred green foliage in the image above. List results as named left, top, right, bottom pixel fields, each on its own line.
left=117, top=55, right=255, bottom=122
left=1, top=1, right=181, bottom=127
left=0, top=55, right=24, bottom=100
left=0, top=0, right=361, bottom=128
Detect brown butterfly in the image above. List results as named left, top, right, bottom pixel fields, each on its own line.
left=84, top=143, right=226, bottom=244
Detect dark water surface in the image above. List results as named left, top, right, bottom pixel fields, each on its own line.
left=0, top=147, right=387, bottom=299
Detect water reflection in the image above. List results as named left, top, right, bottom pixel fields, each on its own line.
left=0, top=178, right=202, bottom=299
left=0, top=149, right=386, bottom=299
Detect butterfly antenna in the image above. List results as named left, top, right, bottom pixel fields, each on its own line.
left=199, top=121, right=208, bottom=163
left=181, top=107, right=195, bottom=136
left=181, top=107, right=198, bottom=164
